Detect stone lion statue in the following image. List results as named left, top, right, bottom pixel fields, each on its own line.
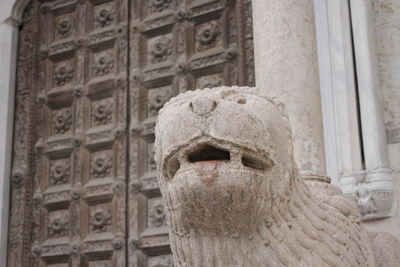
left=155, top=86, right=397, bottom=267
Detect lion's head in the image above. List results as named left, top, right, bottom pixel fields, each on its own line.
left=155, top=86, right=298, bottom=234
left=155, top=86, right=376, bottom=267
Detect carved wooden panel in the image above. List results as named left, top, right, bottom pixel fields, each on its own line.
left=8, top=0, right=254, bottom=266
left=8, top=0, right=129, bottom=266
left=128, top=0, right=254, bottom=265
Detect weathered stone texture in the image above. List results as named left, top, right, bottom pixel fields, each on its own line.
left=253, top=0, right=326, bottom=180
left=361, top=0, right=400, bottom=239
left=155, top=86, right=377, bottom=266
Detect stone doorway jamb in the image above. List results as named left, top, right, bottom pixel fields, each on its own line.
left=0, top=0, right=31, bottom=265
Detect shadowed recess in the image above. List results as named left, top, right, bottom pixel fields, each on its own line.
left=241, top=154, right=268, bottom=171
left=188, top=144, right=230, bottom=163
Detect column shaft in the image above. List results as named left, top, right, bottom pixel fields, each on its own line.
left=252, top=0, right=327, bottom=180
left=0, top=18, right=19, bottom=267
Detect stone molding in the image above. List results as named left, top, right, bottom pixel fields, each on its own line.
left=314, top=0, right=363, bottom=185
left=0, top=0, right=31, bottom=266
left=349, top=0, right=394, bottom=220
left=0, top=0, right=30, bottom=24
left=315, top=0, right=395, bottom=220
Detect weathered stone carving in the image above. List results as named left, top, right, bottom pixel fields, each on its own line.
left=369, top=231, right=400, bottom=267
left=155, top=86, right=377, bottom=266
left=353, top=171, right=377, bottom=216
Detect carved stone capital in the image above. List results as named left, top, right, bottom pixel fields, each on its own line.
left=341, top=168, right=395, bottom=220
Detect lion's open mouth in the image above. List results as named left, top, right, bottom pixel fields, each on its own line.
left=188, top=144, right=230, bottom=163
left=165, top=142, right=273, bottom=179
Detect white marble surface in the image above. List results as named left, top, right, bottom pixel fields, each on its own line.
left=0, top=22, right=17, bottom=267
left=351, top=0, right=390, bottom=171
left=373, top=0, right=400, bottom=131
left=363, top=0, right=400, bottom=238
left=252, top=0, right=327, bottom=180
left=0, top=1, right=14, bottom=23
left=349, top=0, right=394, bottom=220
left=314, top=0, right=363, bottom=185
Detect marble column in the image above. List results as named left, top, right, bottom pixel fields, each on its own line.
left=252, top=0, right=327, bottom=181
left=0, top=17, right=19, bottom=266
left=349, top=0, right=394, bottom=220
left=362, top=0, right=400, bottom=236
left=314, top=0, right=364, bottom=185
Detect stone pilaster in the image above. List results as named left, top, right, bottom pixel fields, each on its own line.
left=0, top=17, right=20, bottom=267
left=348, top=0, right=395, bottom=220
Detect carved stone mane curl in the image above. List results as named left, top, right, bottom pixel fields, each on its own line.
left=155, top=86, right=376, bottom=266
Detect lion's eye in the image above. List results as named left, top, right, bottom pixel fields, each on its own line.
left=241, top=154, right=269, bottom=171
left=166, top=155, right=180, bottom=179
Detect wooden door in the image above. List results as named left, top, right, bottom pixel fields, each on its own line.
left=127, top=0, right=254, bottom=266
left=8, top=0, right=129, bottom=266
left=7, top=0, right=254, bottom=266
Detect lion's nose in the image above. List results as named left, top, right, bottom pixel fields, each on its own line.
left=189, top=96, right=217, bottom=116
